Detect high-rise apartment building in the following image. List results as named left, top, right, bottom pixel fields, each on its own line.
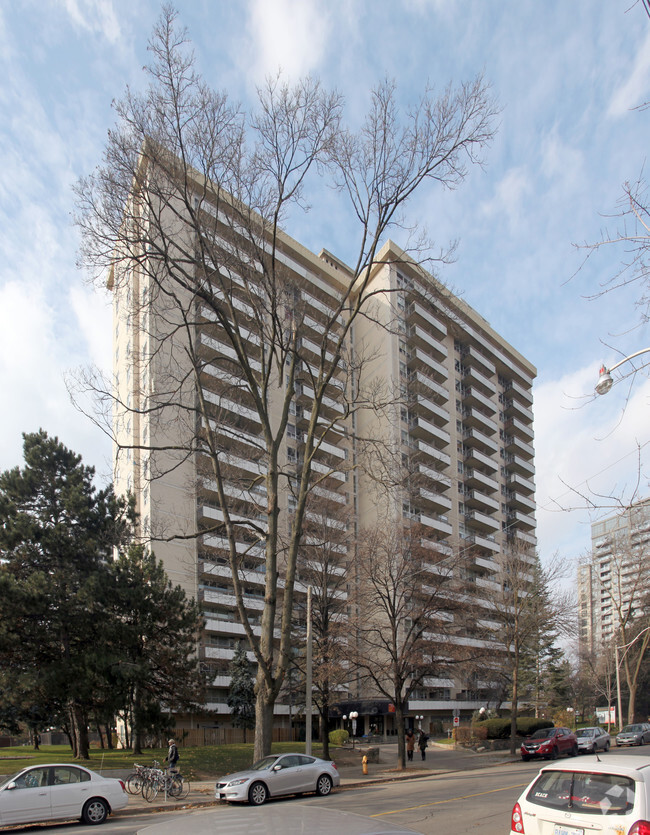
left=578, top=499, right=650, bottom=655
left=110, top=177, right=537, bottom=736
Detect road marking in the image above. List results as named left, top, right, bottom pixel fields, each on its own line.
left=370, top=782, right=530, bottom=817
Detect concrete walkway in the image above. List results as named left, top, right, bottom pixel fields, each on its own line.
left=115, top=743, right=516, bottom=817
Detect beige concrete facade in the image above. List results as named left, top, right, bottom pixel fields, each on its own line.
left=111, top=187, right=537, bottom=733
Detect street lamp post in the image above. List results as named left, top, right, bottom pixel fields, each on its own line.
left=415, top=714, right=424, bottom=730
left=595, top=348, right=650, bottom=395
left=350, top=711, right=358, bottom=748
left=614, top=625, right=650, bottom=731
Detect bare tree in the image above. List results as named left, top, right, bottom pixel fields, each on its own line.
left=290, top=498, right=352, bottom=760
left=73, top=6, right=497, bottom=758
left=488, top=548, right=574, bottom=754
left=352, top=522, right=474, bottom=770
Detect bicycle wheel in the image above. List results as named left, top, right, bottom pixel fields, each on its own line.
left=143, top=779, right=159, bottom=802
left=168, top=775, right=182, bottom=798
left=175, top=777, right=190, bottom=799
left=126, top=773, right=144, bottom=795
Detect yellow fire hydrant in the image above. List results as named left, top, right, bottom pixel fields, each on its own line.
left=362, top=755, right=368, bottom=775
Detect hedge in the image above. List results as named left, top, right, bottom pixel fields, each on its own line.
left=478, top=717, right=553, bottom=739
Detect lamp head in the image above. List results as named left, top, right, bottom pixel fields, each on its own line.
left=596, top=365, right=613, bottom=395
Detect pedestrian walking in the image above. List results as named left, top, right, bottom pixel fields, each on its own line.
left=406, top=728, right=415, bottom=760
left=418, top=729, right=429, bottom=761
left=405, top=729, right=415, bottom=761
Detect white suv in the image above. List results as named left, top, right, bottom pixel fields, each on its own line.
left=510, top=756, right=650, bottom=835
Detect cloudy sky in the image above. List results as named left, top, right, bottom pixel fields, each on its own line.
left=1, top=0, right=649, bottom=570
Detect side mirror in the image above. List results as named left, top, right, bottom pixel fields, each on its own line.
left=272, top=765, right=282, bottom=772
left=5, top=782, right=16, bottom=791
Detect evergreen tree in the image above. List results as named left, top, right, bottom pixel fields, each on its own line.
left=227, top=643, right=255, bottom=742
left=103, top=545, right=207, bottom=754
left=0, top=430, right=132, bottom=758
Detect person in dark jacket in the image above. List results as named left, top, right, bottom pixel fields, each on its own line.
left=165, top=738, right=179, bottom=771
left=418, top=729, right=429, bottom=760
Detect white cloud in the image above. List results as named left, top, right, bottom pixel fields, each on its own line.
left=607, top=28, right=650, bottom=117
left=479, top=167, right=530, bottom=229
left=244, top=0, right=333, bottom=82
left=58, top=0, right=122, bottom=44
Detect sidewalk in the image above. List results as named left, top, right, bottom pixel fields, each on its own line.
left=115, top=743, right=517, bottom=817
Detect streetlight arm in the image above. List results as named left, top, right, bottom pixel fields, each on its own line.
left=596, top=348, right=650, bottom=395
left=607, top=348, right=650, bottom=374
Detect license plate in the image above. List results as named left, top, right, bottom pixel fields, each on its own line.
left=553, top=826, right=583, bottom=835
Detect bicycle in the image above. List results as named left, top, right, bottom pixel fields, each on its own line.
left=142, top=765, right=190, bottom=801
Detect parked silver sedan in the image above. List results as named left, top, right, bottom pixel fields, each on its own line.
left=215, top=753, right=340, bottom=805
left=575, top=726, right=611, bottom=754
left=615, top=723, right=650, bottom=746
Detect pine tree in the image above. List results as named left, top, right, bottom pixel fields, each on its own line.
left=227, top=643, right=255, bottom=742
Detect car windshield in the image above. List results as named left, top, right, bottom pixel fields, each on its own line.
left=530, top=729, right=555, bottom=739
left=621, top=725, right=642, bottom=733
left=0, top=772, right=20, bottom=790
left=527, top=770, right=635, bottom=816
left=250, top=756, right=280, bottom=771
left=578, top=729, right=595, bottom=737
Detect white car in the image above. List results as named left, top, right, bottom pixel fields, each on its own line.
left=0, top=763, right=128, bottom=826
left=215, top=752, right=340, bottom=805
left=510, top=756, right=650, bottom=835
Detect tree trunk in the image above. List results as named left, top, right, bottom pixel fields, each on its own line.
left=510, top=665, right=519, bottom=757
left=254, top=679, right=275, bottom=760
left=320, top=710, right=330, bottom=761
left=395, top=705, right=406, bottom=770
left=69, top=702, right=90, bottom=759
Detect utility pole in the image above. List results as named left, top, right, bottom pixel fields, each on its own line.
left=305, top=586, right=312, bottom=755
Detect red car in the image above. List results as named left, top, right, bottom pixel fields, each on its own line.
left=520, top=727, right=578, bottom=761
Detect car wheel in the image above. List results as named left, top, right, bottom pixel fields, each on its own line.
left=605, top=741, right=610, bottom=751
left=248, top=781, right=268, bottom=806
left=550, top=746, right=559, bottom=760
left=82, top=798, right=109, bottom=825
left=316, top=774, right=333, bottom=796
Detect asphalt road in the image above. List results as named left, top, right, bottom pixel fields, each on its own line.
left=2, top=746, right=645, bottom=835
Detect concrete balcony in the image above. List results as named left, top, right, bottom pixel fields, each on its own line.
left=465, top=509, right=500, bottom=533
left=466, top=489, right=500, bottom=513
left=461, top=344, right=496, bottom=377
left=408, top=324, right=448, bottom=361
left=505, top=453, right=535, bottom=478
left=418, top=463, right=452, bottom=492
left=504, top=378, right=533, bottom=406
left=408, top=347, right=448, bottom=383
left=464, top=447, right=498, bottom=473
left=463, top=365, right=495, bottom=394
left=504, top=415, right=534, bottom=441
left=463, top=427, right=498, bottom=455
left=462, top=407, right=498, bottom=436
left=410, top=416, right=451, bottom=448
left=464, top=467, right=498, bottom=493
left=420, top=512, right=453, bottom=536
left=506, top=472, right=535, bottom=494
left=406, top=300, right=447, bottom=340
left=409, top=370, right=449, bottom=402
left=507, top=490, right=535, bottom=513
left=461, top=386, right=497, bottom=414
left=503, top=397, right=533, bottom=423
left=504, top=434, right=534, bottom=459
left=508, top=509, right=536, bottom=531
left=413, top=394, right=450, bottom=426
left=416, top=440, right=451, bottom=468
left=418, top=488, right=453, bottom=513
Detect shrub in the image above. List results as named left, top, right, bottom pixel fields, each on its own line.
left=482, top=717, right=553, bottom=739
left=328, top=729, right=349, bottom=747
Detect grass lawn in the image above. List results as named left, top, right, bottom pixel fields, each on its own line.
left=0, top=743, right=325, bottom=780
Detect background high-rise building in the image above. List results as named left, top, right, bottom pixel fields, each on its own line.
left=578, top=499, right=650, bottom=656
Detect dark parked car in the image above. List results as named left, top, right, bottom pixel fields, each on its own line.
left=615, top=723, right=650, bottom=746
left=521, top=727, right=578, bottom=761
left=576, top=726, right=611, bottom=754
